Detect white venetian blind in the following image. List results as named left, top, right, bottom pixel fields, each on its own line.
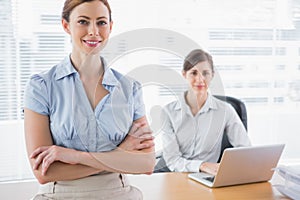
left=0, top=0, right=68, bottom=181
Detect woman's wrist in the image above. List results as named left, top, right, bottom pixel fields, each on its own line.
left=76, top=151, right=89, bottom=165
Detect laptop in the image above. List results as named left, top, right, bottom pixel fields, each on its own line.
left=188, top=144, right=285, bottom=188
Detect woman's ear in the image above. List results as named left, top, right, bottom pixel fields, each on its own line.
left=182, top=70, right=186, bottom=78
left=62, top=19, right=71, bottom=35
left=109, top=21, right=113, bottom=33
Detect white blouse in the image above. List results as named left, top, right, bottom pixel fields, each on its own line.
left=161, top=93, right=251, bottom=172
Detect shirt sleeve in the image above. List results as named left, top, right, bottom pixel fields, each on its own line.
left=225, top=105, right=251, bottom=147
left=24, top=74, right=49, bottom=115
left=132, top=81, right=146, bottom=120
left=161, top=108, right=203, bottom=172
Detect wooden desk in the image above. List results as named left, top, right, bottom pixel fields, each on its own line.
left=128, top=173, right=290, bottom=200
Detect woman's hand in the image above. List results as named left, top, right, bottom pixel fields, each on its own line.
left=30, top=145, right=80, bottom=175
left=118, top=120, right=155, bottom=152
left=84, top=118, right=156, bottom=174
left=200, top=162, right=220, bottom=176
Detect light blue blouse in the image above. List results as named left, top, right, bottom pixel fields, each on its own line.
left=24, top=56, right=145, bottom=152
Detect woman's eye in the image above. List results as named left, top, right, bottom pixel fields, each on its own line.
left=192, top=71, right=198, bottom=76
left=97, top=21, right=107, bottom=26
left=78, top=20, right=88, bottom=25
left=203, top=71, right=211, bottom=77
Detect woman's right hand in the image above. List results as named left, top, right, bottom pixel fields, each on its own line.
left=118, top=120, right=155, bottom=152
left=200, top=162, right=220, bottom=176
left=30, top=145, right=81, bottom=175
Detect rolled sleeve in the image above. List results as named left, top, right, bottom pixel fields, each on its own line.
left=161, top=109, right=203, bottom=172
left=162, top=130, right=203, bottom=172
left=24, top=74, right=49, bottom=115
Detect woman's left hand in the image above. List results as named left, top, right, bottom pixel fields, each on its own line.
left=118, top=121, right=154, bottom=152
left=30, top=145, right=80, bottom=175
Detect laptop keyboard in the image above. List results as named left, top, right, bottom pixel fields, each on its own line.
left=204, top=176, right=215, bottom=182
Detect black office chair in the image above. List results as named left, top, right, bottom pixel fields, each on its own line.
left=154, top=95, right=247, bottom=172
left=154, top=153, right=170, bottom=173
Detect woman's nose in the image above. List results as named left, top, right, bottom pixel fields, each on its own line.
left=88, top=23, right=99, bottom=36
left=196, top=73, right=205, bottom=82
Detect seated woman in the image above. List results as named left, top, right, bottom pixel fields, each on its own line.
left=160, top=49, right=251, bottom=175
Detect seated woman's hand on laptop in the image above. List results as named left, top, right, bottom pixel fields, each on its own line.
left=200, top=162, right=220, bottom=176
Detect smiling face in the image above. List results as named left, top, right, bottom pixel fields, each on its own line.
left=183, top=61, right=214, bottom=96
left=62, top=0, right=112, bottom=57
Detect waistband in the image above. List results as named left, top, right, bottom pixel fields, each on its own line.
left=37, top=173, right=129, bottom=194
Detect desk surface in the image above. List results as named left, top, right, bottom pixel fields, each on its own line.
left=128, top=173, right=290, bottom=200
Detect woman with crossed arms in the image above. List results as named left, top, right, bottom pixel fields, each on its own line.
left=24, top=0, right=155, bottom=199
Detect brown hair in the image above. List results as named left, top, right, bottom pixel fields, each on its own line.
left=62, top=0, right=112, bottom=22
left=183, top=49, right=214, bottom=73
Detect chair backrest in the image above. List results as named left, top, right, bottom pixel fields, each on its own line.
left=214, top=95, right=248, bottom=162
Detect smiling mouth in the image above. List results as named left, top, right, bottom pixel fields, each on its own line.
left=83, top=40, right=101, bottom=46
left=195, top=85, right=206, bottom=89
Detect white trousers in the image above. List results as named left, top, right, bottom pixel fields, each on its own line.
left=32, top=173, right=143, bottom=200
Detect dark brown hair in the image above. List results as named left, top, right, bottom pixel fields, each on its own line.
left=183, top=49, right=214, bottom=73
left=62, top=0, right=112, bottom=22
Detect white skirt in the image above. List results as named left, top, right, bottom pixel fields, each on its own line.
left=32, top=173, right=143, bottom=200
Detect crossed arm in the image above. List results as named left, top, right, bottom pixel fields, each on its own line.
left=24, top=109, right=156, bottom=184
